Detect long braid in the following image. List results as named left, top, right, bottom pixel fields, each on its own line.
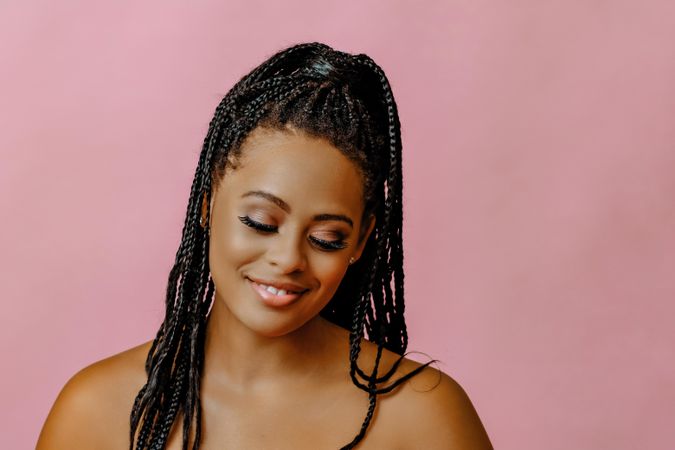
left=148, top=337, right=190, bottom=449
left=340, top=336, right=385, bottom=450
left=130, top=42, right=437, bottom=450
left=348, top=54, right=436, bottom=395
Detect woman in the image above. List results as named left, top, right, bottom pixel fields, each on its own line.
left=37, top=42, right=492, bottom=449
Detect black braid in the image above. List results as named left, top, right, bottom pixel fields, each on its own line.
left=129, top=42, right=437, bottom=450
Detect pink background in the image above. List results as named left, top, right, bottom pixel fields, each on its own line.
left=2, top=1, right=674, bottom=449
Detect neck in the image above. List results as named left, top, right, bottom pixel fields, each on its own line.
left=202, top=290, right=346, bottom=392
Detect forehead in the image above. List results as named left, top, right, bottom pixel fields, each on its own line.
left=217, top=127, right=365, bottom=214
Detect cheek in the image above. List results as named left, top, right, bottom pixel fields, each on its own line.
left=311, top=256, right=349, bottom=296
left=208, top=218, right=261, bottom=275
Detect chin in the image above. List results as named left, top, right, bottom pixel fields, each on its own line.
left=238, top=308, right=313, bottom=338
left=217, top=290, right=311, bottom=338
left=212, top=274, right=332, bottom=338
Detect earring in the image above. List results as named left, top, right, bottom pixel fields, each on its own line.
left=349, top=257, right=355, bottom=265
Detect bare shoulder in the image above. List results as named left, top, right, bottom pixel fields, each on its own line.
left=36, top=340, right=153, bottom=450
left=357, top=340, right=493, bottom=450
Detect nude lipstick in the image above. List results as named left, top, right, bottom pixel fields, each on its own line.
left=246, top=277, right=307, bottom=307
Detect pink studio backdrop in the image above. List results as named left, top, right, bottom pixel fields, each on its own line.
left=2, top=1, right=674, bottom=449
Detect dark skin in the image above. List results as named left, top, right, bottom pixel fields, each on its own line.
left=37, top=125, right=493, bottom=449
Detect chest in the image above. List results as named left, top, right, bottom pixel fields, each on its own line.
left=163, top=386, right=403, bottom=449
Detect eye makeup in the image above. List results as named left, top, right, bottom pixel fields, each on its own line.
left=238, top=215, right=276, bottom=233
left=241, top=190, right=354, bottom=228
left=237, top=215, right=348, bottom=251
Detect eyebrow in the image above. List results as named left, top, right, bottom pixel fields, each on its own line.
left=241, top=190, right=354, bottom=228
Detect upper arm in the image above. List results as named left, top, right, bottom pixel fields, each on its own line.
left=395, top=366, right=493, bottom=450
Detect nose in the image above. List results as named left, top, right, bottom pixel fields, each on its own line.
left=265, top=231, right=308, bottom=274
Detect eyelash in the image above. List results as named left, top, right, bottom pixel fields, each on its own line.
left=237, top=215, right=347, bottom=251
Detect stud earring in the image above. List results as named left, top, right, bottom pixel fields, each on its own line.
left=349, top=257, right=355, bottom=265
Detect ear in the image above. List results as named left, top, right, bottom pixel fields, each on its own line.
left=352, top=214, right=376, bottom=263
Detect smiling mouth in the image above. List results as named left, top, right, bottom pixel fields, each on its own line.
left=246, top=278, right=308, bottom=307
left=250, top=281, right=303, bottom=296
left=245, top=276, right=309, bottom=295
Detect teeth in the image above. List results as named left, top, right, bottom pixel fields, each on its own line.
left=255, top=280, right=300, bottom=296
left=265, top=285, right=278, bottom=295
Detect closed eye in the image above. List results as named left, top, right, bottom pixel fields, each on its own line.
left=309, top=236, right=348, bottom=251
left=238, top=215, right=348, bottom=251
left=238, top=215, right=277, bottom=233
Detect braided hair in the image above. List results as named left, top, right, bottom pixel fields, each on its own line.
left=129, top=42, right=436, bottom=450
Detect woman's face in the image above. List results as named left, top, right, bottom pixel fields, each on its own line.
left=207, top=125, right=375, bottom=338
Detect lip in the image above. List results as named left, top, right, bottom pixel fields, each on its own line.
left=246, top=278, right=307, bottom=307
left=246, top=276, right=309, bottom=294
